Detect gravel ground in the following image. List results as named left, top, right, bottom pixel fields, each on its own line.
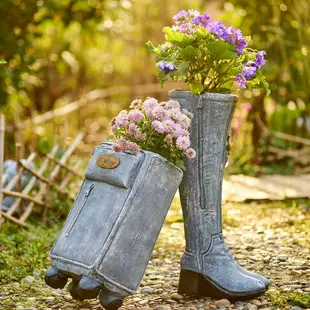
left=1, top=199, right=309, bottom=310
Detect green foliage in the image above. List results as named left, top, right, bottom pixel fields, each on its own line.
left=0, top=221, right=62, bottom=284
left=268, top=290, right=310, bottom=308
left=0, top=0, right=204, bottom=118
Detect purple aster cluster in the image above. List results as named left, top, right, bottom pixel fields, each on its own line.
left=156, top=61, right=177, bottom=74
left=112, top=98, right=196, bottom=160
left=235, top=50, right=267, bottom=88
left=171, top=10, right=248, bottom=55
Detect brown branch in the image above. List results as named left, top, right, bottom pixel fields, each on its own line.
left=6, top=145, right=59, bottom=216
left=1, top=211, right=28, bottom=228
left=42, top=153, right=83, bottom=178
left=2, top=190, right=44, bottom=206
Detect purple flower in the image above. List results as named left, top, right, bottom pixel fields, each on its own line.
left=208, top=21, right=230, bottom=41
left=191, top=14, right=211, bottom=27
left=152, top=120, right=166, bottom=133
left=176, top=136, right=191, bottom=150
left=255, top=51, right=267, bottom=68
left=172, top=23, right=194, bottom=35
left=188, top=9, right=200, bottom=18
left=243, top=62, right=258, bottom=79
left=157, top=61, right=177, bottom=74
left=173, top=10, right=189, bottom=24
left=235, top=74, right=247, bottom=89
left=128, top=109, right=144, bottom=122
left=186, top=148, right=196, bottom=159
left=226, top=27, right=247, bottom=55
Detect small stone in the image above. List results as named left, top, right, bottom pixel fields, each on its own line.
left=250, top=299, right=262, bottom=306
left=263, top=255, right=271, bottom=263
left=291, top=307, right=302, bottom=310
left=171, top=293, right=184, bottom=300
left=214, top=299, right=231, bottom=307
left=45, top=296, right=55, bottom=304
left=155, top=306, right=171, bottom=310
left=247, top=304, right=258, bottom=310
left=139, top=300, right=149, bottom=306
left=63, top=294, right=73, bottom=301
left=141, top=287, right=154, bottom=294
left=21, top=276, right=35, bottom=284
left=277, top=254, right=288, bottom=262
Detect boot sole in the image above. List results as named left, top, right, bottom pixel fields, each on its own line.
left=178, top=269, right=267, bottom=300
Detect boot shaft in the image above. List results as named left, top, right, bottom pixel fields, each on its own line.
left=169, top=91, right=236, bottom=252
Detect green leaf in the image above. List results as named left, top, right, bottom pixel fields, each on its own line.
left=0, top=60, right=6, bottom=64
left=105, top=135, right=114, bottom=142
left=207, top=41, right=236, bottom=60
left=175, top=159, right=186, bottom=170
left=181, top=46, right=197, bottom=59
left=146, top=41, right=163, bottom=56
left=189, top=82, right=204, bottom=94
left=163, top=27, right=194, bottom=47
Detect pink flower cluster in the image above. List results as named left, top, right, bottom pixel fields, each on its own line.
left=111, top=97, right=196, bottom=161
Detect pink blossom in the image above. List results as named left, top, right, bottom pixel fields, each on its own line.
left=180, top=114, right=191, bottom=129
left=162, top=119, right=175, bottom=132
left=114, top=111, right=129, bottom=128
left=152, top=120, right=166, bottom=133
left=162, top=109, right=172, bottom=120
left=242, top=102, right=253, bottom=111
left=126, top=141, right=141, bottom=152
left=171, top=110, right=183, bottom=122
left=182, top=108, right=193, bottom=119
left=152, top=105, right=166, bottom=120
left=128, top=109, right=144, bottom=122
left=171, top=123, right=184, bottom=137
left=164, top=134, right=173, bottom=145
left=176, top=136, right=191, bottom=150
left=111, top=124, right=117, bottom=134
left=143, top=97, right=158, bottom=110
left=186, top=148, right=196, bottom=159
left=130, top=99, right=142, bottom=108
left=127, top=123, right=144, bottom=140
left=112, top=143, right=124, bottom=152
left=166, top=100, right=181, bottom=110
left=127, top=123, right=139, bottom=135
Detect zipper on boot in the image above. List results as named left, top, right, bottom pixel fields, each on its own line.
left=65, top=183, right=95, bottom=237
left=197, top=97, right=206, bottom=210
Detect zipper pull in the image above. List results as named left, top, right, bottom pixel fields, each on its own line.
left=85, top=183, right=94, bottom=197
left=198, top=97, right=203, bottom=108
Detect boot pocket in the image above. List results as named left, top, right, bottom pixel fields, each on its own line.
left=85, top=143, right=144, bottom=189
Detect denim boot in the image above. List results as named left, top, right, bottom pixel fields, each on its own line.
left=169, top=91, right=270, bottom=299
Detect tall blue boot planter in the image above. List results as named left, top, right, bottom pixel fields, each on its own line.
left=45, top=142, right=183, bottom=309
left=169, top=91, right=270, bottom=299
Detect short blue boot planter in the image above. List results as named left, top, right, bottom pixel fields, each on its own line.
left=45, top=142, right=183, bottom=309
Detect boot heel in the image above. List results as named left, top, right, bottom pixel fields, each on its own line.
left=178, top=269, right=201, bottom=296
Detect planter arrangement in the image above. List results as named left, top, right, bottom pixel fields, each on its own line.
left=45, top=9, right=269, bottom=310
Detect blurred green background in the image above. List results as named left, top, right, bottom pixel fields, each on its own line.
left=0, top=0, right=309, bottom=175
